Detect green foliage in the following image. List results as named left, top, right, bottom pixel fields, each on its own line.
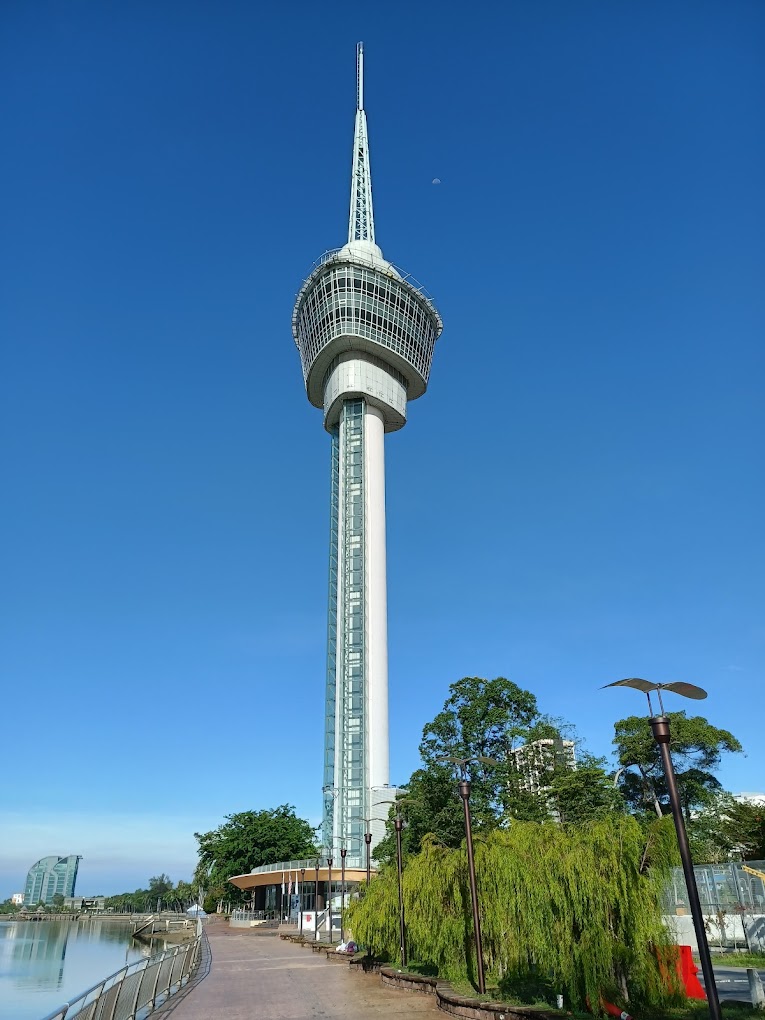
left=193, top=804, right=316, bottom=902
left=348, top=816, right=683, bottom=1012
left=148, top=874, right=173, bottom=898
left=549, top=754, right=625, bottom=824
left=688, top=793, right=765, bottom=864
left=376, top=678, right=619, bottom=864
left=613, top=712, right=742, bottom=819
left=419, top=676, right=559, bottom=820
left=419, top=676, right=543, bottom=765
left=104, top=875, right=199, bottom=912
left=51, top=893, right=64, bottom=907
left=373, top=765, right=466, bottom=863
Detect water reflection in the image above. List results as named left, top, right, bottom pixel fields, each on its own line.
left=0, top=921, right=69, bottom=990
left=0, top=919, right=146, bottom=1020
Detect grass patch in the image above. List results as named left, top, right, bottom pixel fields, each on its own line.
left=646, top=1005, right=764, bottom=1019
left=705, top=952, right=765, bottom=969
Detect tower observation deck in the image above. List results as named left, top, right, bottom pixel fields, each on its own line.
left=292, top=43, right=442, bottom=867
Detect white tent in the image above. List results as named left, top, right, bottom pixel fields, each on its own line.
left=186, top=904, right=207, bottom=916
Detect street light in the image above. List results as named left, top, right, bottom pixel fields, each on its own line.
left=340, top=847, right=347, bottom=942
left=379, top=798, right=410, bottom=967
left=603, top=678, right=721, bottom=1020
left=314, top=858, right=320, bottom=943
left=360, top=816, right=389, bottom=890
left=327, top=856, right=334, bottom=943
left=299, top=868, right=305, bottom=937
left=439, top=755, right=498, bottom=995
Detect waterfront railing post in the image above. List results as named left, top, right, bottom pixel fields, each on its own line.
left=104, top=970, right=125, bottom=1020
left=148, top=952, right=163, bottom=1010
left=127, top=958, right=148, bottom=1019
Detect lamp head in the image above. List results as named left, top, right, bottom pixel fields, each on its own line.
left=603, top=678, right=708, bottom=717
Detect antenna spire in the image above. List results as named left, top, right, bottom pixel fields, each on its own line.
left=348, top=42, right=375, bottom=245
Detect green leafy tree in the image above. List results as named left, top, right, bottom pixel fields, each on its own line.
left=688, top=793, right=765, bottom=864
left=376, top=678, right=616, bottom=863
left=348, top=816, right=682, bottom=1010
left=148, top=874, right=173, bottom=906
left=168, top=880, right=195, bottom=912
left=548, top=754, right=625, bottom=824
left=418, top=676, right=562, bottom=823
left=613, top=712, right=742, bottom=819
left=51, top=893, right=65, bottom=909
left=193, top=805, right=316, bottom=904
left=373, top=764, right=466, bottom=863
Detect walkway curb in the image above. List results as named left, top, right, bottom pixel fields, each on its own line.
left=280, top=938, right=563, bottom=1020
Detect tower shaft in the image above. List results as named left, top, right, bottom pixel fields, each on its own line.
left=323, top=399, right=389, bottom=864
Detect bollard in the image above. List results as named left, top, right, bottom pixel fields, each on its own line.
left=748, top=968, right=765, bottom=1010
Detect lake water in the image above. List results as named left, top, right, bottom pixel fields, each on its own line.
left=0, top=919, right=151, bottom=1020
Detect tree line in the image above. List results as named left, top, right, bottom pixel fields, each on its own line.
left=188, top=674, right=761, bottom=911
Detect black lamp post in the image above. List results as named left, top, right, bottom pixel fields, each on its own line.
left=604, top=678, right=721, bottom=1020
left=340, top=847, right=347, bottom=942
left=327, top=857, right=334, bottom=943
left=394, top=817, right=407, bottom=967
left=439, top=755, right=498, bottom=995
left=364, top=833, right=372, bottom=889
left=314, top=858, right=320, bottom=943
left=458, top=779, right=485, bottom=994
left=299, top=868, right=305, bottom=937
left=378, top=799, right=411, bottom=967
left=360, top=815, right=388, bottom=893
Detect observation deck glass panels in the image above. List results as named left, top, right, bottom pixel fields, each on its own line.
left=293, top=262, right=441, bottom=397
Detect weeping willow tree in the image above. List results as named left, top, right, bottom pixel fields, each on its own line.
left=346, top=815, right=681, bottom=1012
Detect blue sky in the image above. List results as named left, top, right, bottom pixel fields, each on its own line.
left=2, top=1, right=763, bottom=898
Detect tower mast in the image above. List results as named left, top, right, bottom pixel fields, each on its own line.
left=349, top=42, right=375, bottom=245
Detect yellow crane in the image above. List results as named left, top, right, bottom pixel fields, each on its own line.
left=742, top=864, right=765, bottom=883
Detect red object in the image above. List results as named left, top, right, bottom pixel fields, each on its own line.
left=600, top=1000, right=633, bottom=1020
left=677, top=945, right=706, bottom=999
left=656, top=945, right=707, bottom=1000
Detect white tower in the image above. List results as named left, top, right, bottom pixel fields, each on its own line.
left=292, top=44, right=443, bottom=867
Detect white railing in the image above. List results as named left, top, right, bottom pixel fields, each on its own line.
left=39, top=919, right=203, bottom=1020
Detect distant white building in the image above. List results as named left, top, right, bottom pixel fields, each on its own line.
left=11, top=893, right=23, bottom=906
left=735, top=793, right=765, bottom=807
left=509, top=738, right=576, bottom=796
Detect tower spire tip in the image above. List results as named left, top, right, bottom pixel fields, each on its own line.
left=348, top=42, right=375, bottom=245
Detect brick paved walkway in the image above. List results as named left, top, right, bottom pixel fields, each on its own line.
left=155, top=919, right=436, bottom=1020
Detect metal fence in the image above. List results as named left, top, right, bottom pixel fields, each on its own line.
left=39, top=920, right=204, bottom=1020
left=663, top=861, right=765, bottom=952
left=663, top=861, right=765, bottom=915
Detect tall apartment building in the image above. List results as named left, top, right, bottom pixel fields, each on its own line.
left=23, top=855, right=81, bottom=906
left=509, top=738, right=576, bottom=796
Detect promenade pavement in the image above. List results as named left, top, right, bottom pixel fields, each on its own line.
left=155, top=919, right=436, bottom=1020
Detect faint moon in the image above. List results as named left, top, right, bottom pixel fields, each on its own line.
left=432, top=178, right=441, bottom=184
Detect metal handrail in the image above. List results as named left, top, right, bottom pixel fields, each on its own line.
left=38, top=918, right=204, bottom=1020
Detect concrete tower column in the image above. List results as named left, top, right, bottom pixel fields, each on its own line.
left=364, top=404, right=389, bottom=790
